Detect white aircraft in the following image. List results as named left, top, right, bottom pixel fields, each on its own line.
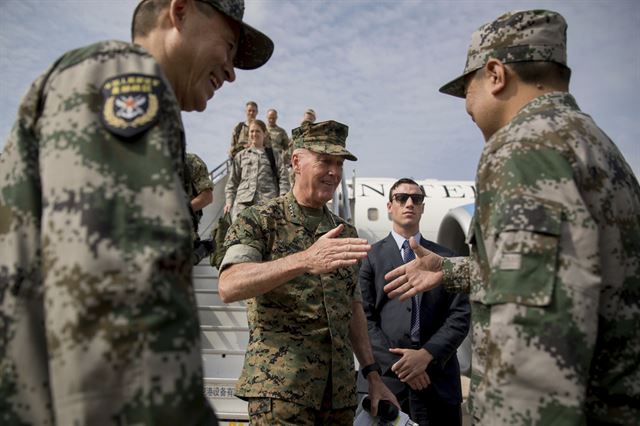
left=194, top=160, right=475, bottom=424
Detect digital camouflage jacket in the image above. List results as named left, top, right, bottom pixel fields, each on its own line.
left=220, top=191, right=361, bottom=409
left=442, top=92, right=640, bottom=425
left=0, top=40, right=215, bottom=426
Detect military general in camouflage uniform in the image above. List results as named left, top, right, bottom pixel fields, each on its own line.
left=385, top=10, right=640, bottom=425
left=218, top=120, right=399, bottom=425
left=0, top=0, right=273, bottom=425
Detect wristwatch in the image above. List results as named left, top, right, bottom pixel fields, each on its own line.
left=360, top=362, right=382, bottom=379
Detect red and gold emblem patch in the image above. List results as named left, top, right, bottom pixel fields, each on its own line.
left=100, top=73, right=164, bottom=138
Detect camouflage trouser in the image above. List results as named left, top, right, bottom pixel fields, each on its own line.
left=247, top=398, right=355, bottom=426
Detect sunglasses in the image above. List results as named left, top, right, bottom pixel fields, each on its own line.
left=392, top=193, right=425, bottom=205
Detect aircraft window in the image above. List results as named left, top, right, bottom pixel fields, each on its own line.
left=367, top=208, right=379, bottom=221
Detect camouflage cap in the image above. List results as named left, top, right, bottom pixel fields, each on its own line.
left=292, top=120, right=357, bottom=161
left=439, top=9, right=568, bottom=98
left=200, top=0, right=274, bottom=70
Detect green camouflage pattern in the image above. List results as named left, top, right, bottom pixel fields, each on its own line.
left=246, top=396, right=355, bottom=424
left=0, top=40, right=216, bottom=425
left=220, top=191, right=361, bottom=409
left=186, top=152, right=213, bottom=232
left=441, top=92, right=640, bottom=424
left=267, top=124, right=291, bottom=165
left=224, top=147, right=289, bottom=216
left=186, top=153, right=213, bottom=196
left=440, top=9, right=568, bottom=98
left=200, top=0, right=274, bottom=70
left=291, top=120, right=357, bottom=161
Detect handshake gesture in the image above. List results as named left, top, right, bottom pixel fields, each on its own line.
left=383, top=237, right=445, bottom=300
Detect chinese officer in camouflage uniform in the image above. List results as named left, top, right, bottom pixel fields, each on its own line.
left=266, top=108, right=291, bottom=166
left=218, top=120, right=399, bottom=425
left=384, top=10, right=640, bottom=425
left=0, top=0, right=273, bottom=424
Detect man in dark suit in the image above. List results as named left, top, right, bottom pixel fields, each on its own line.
left=358, top=178, right=471, bottom=425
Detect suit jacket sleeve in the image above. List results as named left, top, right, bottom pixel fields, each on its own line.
left=423, top=292, right=470, bottom=368
left=359, top=253, right=399, bottom=373
left=422, top=242, right=471, bottom=368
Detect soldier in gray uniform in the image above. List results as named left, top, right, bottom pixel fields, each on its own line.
left=218, top=120, right=399, bottom=425
left=385, top=9, right=640, bottom=425
left=224, top=119, right=290, bottom=220
left=0, top=0, right=273, bottom=424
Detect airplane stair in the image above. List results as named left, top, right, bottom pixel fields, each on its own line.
left=195, top=159, right=250, bottom=422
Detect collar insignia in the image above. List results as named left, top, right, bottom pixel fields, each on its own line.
left=100, top=73, right=164, bottom=138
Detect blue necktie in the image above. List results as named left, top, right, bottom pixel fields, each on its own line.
left=402, top=240, right=420, bottom=341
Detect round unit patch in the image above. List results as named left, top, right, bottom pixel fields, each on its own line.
left=100, top=73, right=165, bottom=138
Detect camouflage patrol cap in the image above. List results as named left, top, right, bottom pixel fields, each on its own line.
left=439, top=9, right=568, bottom=98
left=195, top=0, right=274, bottom=70
left=292, top=120, right=357, bottom=161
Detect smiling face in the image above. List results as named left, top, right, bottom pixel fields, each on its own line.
left=167, top=1, right=240, bottom=112
left=249, top=121, right=265, bottom=148
left=387, top=183, right=425, bottom=235
left=292, top=150, right=344, bottom=208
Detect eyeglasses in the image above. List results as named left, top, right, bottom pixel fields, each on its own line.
left=392, top=193, right=425, bottom=205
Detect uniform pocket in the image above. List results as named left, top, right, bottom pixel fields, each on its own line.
left=486, top=196, right=562, bottom=307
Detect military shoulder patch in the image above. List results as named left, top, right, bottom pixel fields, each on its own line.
left=100, top=73, right=164, bottom=138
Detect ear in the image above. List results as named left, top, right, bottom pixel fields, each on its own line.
left=291, top=152, right=301, bottom=173
left=169, top=0, right=190, bottom=31
left=485, top=59, right=507, bottom=95
left=387, top=200, right=393, bottom=212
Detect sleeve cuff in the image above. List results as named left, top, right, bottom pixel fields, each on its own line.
left=219, top=244, right=262, bottom=271
left=442, top=257, right=471, bottom=294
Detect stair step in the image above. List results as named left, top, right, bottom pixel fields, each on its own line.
left=203, top=378, right=248, bottom=421
left=195, top=290, right=245, bottom=307
left=198, top=308, right=248, bottom=328
left=201, top=327, right=249, bottom=352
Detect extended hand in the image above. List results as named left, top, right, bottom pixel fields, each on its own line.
left=389, top=348, right=433, bottom=383
left=303, top=224, right=370, bottom=274
left=223, top=203, right=232, bottom=214
left=383, top=237, right=444, bottom=301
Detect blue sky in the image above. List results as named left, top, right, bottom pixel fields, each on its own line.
left=1, top=0, right=638, bottom=181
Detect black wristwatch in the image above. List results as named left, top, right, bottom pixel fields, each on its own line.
left=361, top=362, right=382, bottom=379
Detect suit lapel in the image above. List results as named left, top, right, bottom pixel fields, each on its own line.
left=381, top=233, right=404, bottom=270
